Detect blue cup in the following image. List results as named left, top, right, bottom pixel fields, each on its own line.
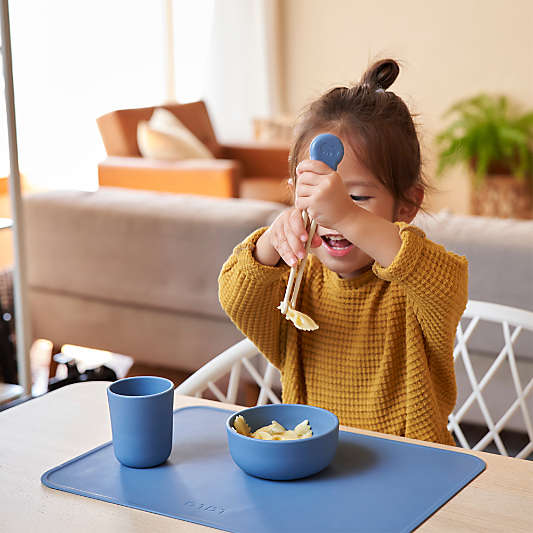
left=107, top=376, right=174, bottom=468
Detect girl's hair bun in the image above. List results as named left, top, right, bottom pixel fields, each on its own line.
left=360, top=59, right=400, bottom=91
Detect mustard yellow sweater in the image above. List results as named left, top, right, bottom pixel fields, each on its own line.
left=218, top=223, right=468, bottom=445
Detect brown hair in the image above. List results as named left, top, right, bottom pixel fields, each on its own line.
left=289, top=59, right=428, bottom=209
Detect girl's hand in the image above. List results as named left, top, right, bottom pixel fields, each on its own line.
left=295, top=160, right=355, bottom=229
left=254, top=208, right=323, bottom=267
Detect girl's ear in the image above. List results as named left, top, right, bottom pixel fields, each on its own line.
left=395, top=186, right=424, bottom=223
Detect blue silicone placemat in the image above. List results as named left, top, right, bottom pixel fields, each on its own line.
left=42, top=406, right=485, bottom=533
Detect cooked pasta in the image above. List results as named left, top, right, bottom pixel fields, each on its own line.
left=233, top=415, right=312, bottom=440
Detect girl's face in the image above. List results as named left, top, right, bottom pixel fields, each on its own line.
left=309, top=138, right=398, bottom=279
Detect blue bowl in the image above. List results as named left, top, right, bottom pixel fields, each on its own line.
left=226, top=404, right=339, bottom=480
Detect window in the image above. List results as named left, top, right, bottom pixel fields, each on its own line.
left=7, top=1, right=167, bottom=190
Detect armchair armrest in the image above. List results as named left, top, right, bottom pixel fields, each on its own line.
left=98, top=156, right=242, bottom=198
left=221, top=142, right=289, bottom=179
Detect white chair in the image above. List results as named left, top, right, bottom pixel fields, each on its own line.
left=175, top=338, right=281, bottom=406
left=176, top=300, right=533, bottom=458
left=449, top=300, right=533, bottom=459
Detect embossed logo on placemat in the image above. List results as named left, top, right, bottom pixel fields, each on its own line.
left=184, top=500, right=226, bottom=515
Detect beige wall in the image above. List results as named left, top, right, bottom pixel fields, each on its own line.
left=280, top=0, right=533, bottom=213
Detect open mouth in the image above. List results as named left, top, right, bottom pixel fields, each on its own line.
left=321, top=234, right=354, bottom=257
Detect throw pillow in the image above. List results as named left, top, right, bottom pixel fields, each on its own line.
left=137, top=108, right=214, bottom=160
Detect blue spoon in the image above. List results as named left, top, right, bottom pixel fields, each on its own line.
left=309, top=133, right=344, bottom=171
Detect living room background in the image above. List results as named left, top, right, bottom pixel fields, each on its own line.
left=1, top=0, right=533, bottom=496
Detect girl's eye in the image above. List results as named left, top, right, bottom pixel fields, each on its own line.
left=350, top=195, right=372, bottom=202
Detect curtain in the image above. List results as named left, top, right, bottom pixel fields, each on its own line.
left=201, top=0, right=281, bottom=142
left=171, top=0, right=214, bottom=103
left=0, top=0, right=283, bottom=189
left=5, top=0, right=167, bottom=190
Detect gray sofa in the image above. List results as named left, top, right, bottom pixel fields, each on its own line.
left=24, top=189, right=533, bottom=431
left=23, top=188, right=283, bottom=373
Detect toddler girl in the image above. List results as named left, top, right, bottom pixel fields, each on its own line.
left=219, top=59, right=467, bottom=445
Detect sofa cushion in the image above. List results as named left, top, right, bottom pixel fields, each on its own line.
left=137, top=108, right=214, bottom=161
left=24, top=188, right=285, bottom=320
left=97, top=101, right=222, bottom=158
left=29, top=288, right=244, bottom=372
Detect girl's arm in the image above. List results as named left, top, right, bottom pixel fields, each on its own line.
left=343, top=210, right=468, bottom=419
left=337, top=208, right=468, bottom=325
left=294, top=158, right=467, bottom=322
left=371, top=222, right=468, bottom=426
left=342, top=212, right=467, bottom=428
left=218, top=228, right=290, bottom=369
left=220, top=207, right=321, bottom=368
left=370, top=221, right=468, bottom=328
left=339, top=207, right=468, bottom=360
left=336, top=206, right=402, bottom=268
left=294, top=159, right=467, bottom=345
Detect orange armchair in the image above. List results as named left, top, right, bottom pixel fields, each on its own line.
left=96, top=101, right=291, bottom=204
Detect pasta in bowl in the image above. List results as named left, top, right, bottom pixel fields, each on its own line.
left=233, top=415, right=313, bottom=440
left=226, top=404, right=339, bottom=480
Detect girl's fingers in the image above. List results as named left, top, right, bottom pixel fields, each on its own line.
left=294, top=196, right=310, bottom=211
left=295, top=183, right=314, bottom=198
left=272, top=208, right=322, bottom=265
left=296, top=159, right=331, bottom=175
left=289, top=209, right=322, bottom=249
left=284, top=218, right=306, bottom=260
left=273, top=231, right=298, bottom=266
left=295, top=171, right=323, bottom=187
left=289, top=208, right=307, bottom=234
left=288, top=208, right=308, bottom=241
left=268, top=210, right=305, bottom=266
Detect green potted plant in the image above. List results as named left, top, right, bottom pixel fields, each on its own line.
left=436, top=94, right=533, bottom=219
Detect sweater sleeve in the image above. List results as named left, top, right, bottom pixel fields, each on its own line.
left=373, top=222, right=468, bottom=327
left=372, top=222, right=468, bottom=411
left=218, top=227, right=290, bottom=369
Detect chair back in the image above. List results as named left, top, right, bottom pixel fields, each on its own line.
left=449, top=300, right=533, bottom=458
left=96, top=101, right=221, bottom=158
left=175, top=338, right=281, bottom=406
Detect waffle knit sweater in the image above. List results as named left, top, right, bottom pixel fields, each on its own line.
left=218, top=222, right=468, bottom=445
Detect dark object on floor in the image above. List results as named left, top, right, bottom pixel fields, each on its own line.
left=48, top=353, right=117, bottom=392
left=0, top=268, right=16, bottom=383
left=454, top=422, right=533, bottom=460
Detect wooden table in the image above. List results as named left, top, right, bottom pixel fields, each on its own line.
left=1, top=382, right=533, bottom=532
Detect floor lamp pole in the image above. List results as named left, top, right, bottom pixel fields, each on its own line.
left=164, top=0, right=176, bottom=103
left=1, top=0, right=32, bottom=397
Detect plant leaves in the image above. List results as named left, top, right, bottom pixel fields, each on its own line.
left=436, top=93, right=533, bottom=181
